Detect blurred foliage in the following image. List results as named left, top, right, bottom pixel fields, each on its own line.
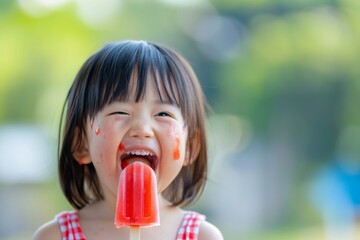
left=217, top=2, right=360, bottom=163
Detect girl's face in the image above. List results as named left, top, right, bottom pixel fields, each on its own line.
left=82, top=77, right=188, bottom=202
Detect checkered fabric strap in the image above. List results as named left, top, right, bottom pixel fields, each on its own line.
left=56, top=211, right=86, bottom=240
left=176, top=211, right=206, bottom=240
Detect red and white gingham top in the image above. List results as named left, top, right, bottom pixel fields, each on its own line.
left=56, top=210, right=205, bottom=240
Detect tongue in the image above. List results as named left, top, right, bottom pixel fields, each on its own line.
left=121, top=157, right=151, bottom=170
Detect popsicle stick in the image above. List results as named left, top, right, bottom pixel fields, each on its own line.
left=130, top=226, right=140, bottom=240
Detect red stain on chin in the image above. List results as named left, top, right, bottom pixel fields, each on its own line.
left=173, top=137, right=181, bottom=160
left=95, top=127, right=101, bottom=135
left=118, top=143, right=125, bottom=151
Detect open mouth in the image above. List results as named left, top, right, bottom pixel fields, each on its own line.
left=120, top=150, right=158, bottom=172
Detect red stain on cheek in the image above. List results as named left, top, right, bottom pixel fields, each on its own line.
left=118, top=143, right=125, bottom=151
left=173, top=136, right=181, bottom=160
left=95, top=127, right=101, bottom=135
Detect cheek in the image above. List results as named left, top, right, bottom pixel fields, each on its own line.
left=90, top=127, right=118, bottom=164
left=166, top=124, right=185, bottom=161
left=173, top=136, right=181, bottom=160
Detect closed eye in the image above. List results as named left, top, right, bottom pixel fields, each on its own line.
left=108, top=111, right=129, bottom=116
left=155, top=112, right=172, bottom=117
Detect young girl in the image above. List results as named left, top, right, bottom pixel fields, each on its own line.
left=33, top=40, right=223, bottom=240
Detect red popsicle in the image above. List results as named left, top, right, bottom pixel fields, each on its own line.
left=114, top=161, right=160, bottom=228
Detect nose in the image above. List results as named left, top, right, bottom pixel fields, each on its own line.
left=127, top=118, right=154, bottom=138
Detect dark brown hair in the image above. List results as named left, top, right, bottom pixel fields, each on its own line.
left=59, top=40, right=208, bottom=209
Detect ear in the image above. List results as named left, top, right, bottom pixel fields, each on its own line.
left=72, top=127, right=92, bottom=165
left=183, top=130, right=201, bottom=166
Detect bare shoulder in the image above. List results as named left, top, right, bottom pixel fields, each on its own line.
left=198, top=220, right=224, bottom=240
left=33, top=219, right=61, bottom=240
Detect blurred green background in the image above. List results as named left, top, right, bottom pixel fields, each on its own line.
left=2, top=0, right=360, bottom=239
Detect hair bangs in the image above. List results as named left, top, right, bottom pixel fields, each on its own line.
left=147, top=44, right=191, bottom=122
left=84, top=42, right=186, bottom=121
left=128, top=44, right=184, bottom=109
left=83, top=43, right=136, bottom=120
